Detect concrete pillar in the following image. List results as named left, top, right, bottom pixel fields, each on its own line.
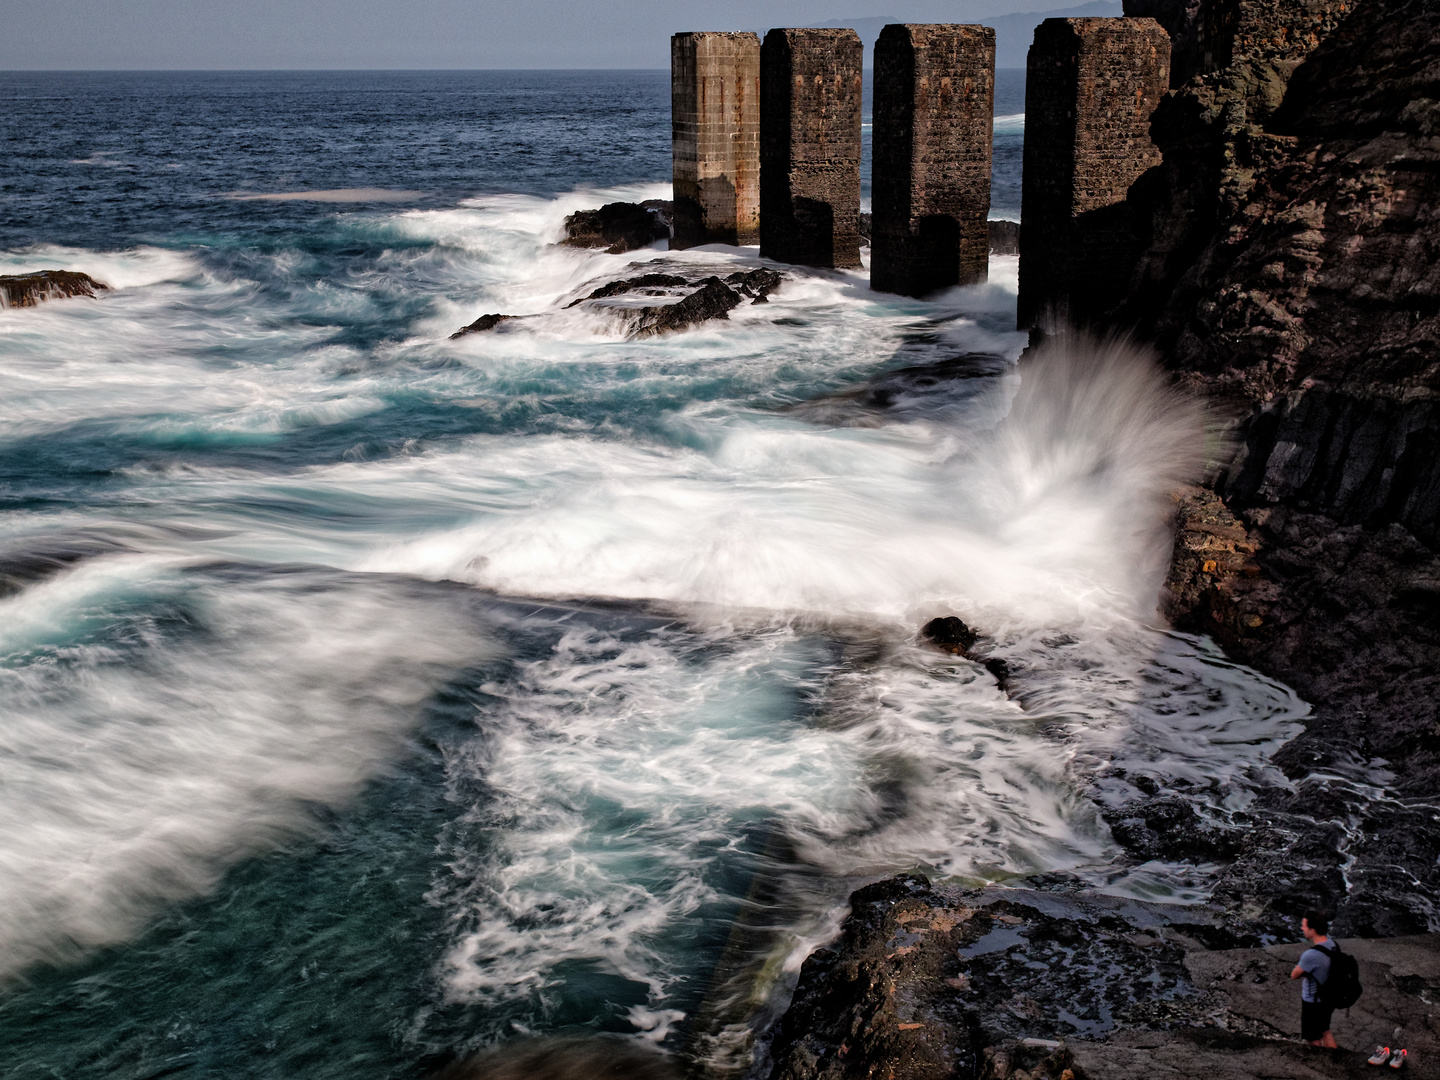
left=1017, top=17, right=1170, bottom=330
left=871, top=24, right=996, bottom=298
left=759, top=28, right=864, bottom=269
left=671, top=32, right=761, bottom=249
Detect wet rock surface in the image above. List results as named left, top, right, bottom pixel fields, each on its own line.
left=767, top=875, right=1440, bottom=1080
left=1165, top=497, right=1440, bottom=936
left=1123, top=0, right=1440, bottom=942
left=450, top=263, right=785, bottom=342
left=0, top=270, right=108, bottom=308
left=784, top=352, right=1011, bottom=429
left=560, top=200, right=672, bottom=254
left=449, top=313, right=520, bottom=339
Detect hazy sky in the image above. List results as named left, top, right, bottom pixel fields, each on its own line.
left=4, top=0, right=1090, bottom=69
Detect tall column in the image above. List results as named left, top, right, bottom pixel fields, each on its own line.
left=671, top=32, right=761, bottom=249
left=871, top=24, right=996, bottom=298
left=1017, top=17, right=1170, bottom=330
left=759, top=28, right=864, bottom=269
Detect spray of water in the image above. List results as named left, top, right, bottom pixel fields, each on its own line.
left=0, top=193, right=1305, bottom=1062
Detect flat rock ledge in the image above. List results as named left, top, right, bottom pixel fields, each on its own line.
left=766, top=874, right=1440, bottom=1080
left=0, top=270, right=108, bottom=308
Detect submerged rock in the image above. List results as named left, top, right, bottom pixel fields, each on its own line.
left=727, top=267, right=783, bottom=303
left=449, top=313, right=520, bottom=339
left=1104, top=797, right=1243, bottom=863
left=923, top=615, right=979, bottom=653
left=568, top=272, right=691, bottom=306
left=0, top=270, right=108, bottom=308
left=630, top=276, right=742, bottom=338
left=561, top=200, right=672, bottom=254
left=452, top=264, right=786, bottom=341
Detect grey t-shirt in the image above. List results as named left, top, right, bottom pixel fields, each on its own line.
left=1299, top=945, right=1333, bottom=1003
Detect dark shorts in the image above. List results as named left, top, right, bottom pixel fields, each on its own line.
left=1301, top=1000, right=1334, bottom=1041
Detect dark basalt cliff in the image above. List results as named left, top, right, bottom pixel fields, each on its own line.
left=1141, top=0, right=1440, bottom=936
left=767, top=0, right=1440, bottom=1075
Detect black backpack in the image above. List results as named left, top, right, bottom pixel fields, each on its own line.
left=1315, top=942, right=1363, bottom=1009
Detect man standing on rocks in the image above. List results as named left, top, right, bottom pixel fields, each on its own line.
left=1291, top=909, right=1340, bottom=1048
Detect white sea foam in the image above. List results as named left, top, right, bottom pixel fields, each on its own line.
left=0, top=557, right=489, bottom=982
left=0, top=244, right=197, bottom=291
left=0, top=188, right=1311, bottom=1043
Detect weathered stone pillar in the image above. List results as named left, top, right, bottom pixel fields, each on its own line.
left=871, top=24, right=996, bottom=297
left=759, top=28, right=864, bottom=268
left=671, top=32, right=761, bottom=249
left=1017, top=17, right=1170, bottom=330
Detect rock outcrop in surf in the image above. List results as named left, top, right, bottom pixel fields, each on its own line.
left=560, top=200, right=672, bottom=254
left=766, top=0, right=1440, bottom=1075
left=0, top=270, right=108, bottom=308
left=450, top=264, right=783, bottom=341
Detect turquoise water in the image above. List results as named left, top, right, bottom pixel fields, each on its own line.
left=0, top=71, right=1306, bottom=1078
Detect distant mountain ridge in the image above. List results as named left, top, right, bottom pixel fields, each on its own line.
left=815, top=2, right=1124, bottom=68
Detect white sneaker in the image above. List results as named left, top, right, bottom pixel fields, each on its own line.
left=1389, top=1049, right=1408, bottom=1070
left=1369, top=1047, right=1392, bottom=1066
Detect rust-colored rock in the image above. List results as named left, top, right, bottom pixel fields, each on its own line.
left=1161, top=485, right=1270, bottom=636
left=759, top=28, right=864, bottom=269
left=870, top=24, right=996, bottom=297
left=0, top=270, right=108, bottom=308
left=1016, top=17, right=1170, bottom=330
left=671, top=32, right=761, bottom=249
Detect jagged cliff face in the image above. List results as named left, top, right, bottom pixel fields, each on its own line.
left=1120, top=0, right=1440, bottom=549
left=1140, top=0, right=1440, bottom=933
left=1120, top=0, right=1354, bottom=337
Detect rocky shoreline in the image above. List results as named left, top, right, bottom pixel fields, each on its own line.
left=767, top=876, right=1440, bottom=1080
left=0, top=269, right=107, bottom=308
left=760, top=0, right=1440, bottom=1074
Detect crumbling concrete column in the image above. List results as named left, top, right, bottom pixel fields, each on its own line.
left=671, top=32, right=761, bottom=249
left=759, top=28, right=864, bottom=269
left=1017, top=17, right=1170, bottom=330
left=871, top=24, right=996, bottom=297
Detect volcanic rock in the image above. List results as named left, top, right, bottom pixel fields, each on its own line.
left=449, top=313, right=519, bottom=339
left=1119, top=0, right=1440, bottom=934
left=726, top=267, right=783, bottom=303
left=568, top=273, right=691, bottom=306
left=0, top=270, right=108, bottom=308
left=561, top=201, right=672, bottom=254
left=451, top=265, right=786, bottom=341
left=922, top=616, right=979, bottom=653
left=766, top=873, right=1440, bottom=1080
left=1104, top=797, right=1243, bottom=863
left=629, top=276, right=742, bottom=339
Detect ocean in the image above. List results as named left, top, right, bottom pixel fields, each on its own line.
left=0, top=70, right=1305, bottom=1078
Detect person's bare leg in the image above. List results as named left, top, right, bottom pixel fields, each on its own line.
left=1311, top=1031, right=1339, bottom=1049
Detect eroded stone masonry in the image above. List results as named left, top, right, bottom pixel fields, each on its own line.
left=1016, top=17, right=1170, bottom=329
left=870, top=24, right=996, bottom=297
left=759, top=28, right=864, bottom=269
left=670, top=32, right=761, bottom=249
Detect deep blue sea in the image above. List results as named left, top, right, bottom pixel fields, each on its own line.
left=0, top=70, right=1304, bottom=1079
